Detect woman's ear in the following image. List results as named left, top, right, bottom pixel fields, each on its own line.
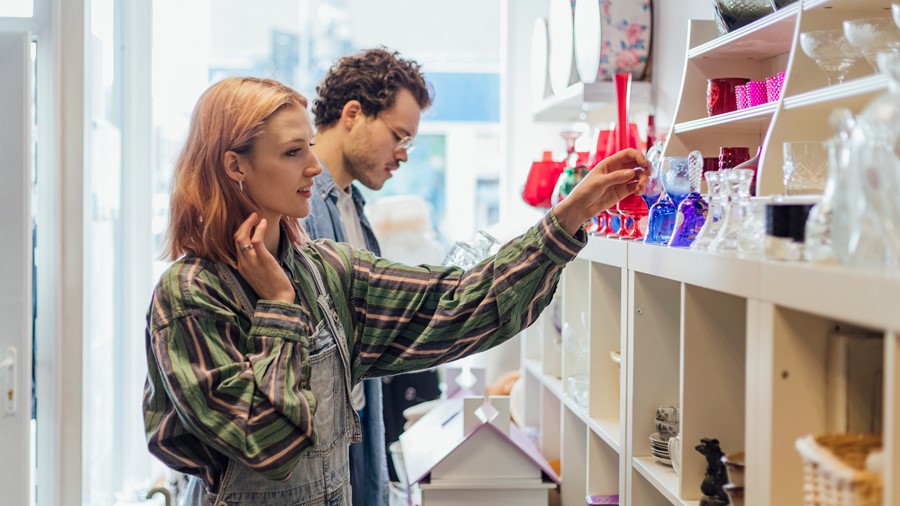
left=341, top=100, right=363, bottom=130
left=223, top=151, right=245, bottom=184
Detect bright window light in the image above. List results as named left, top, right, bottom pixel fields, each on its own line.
left=0, top=0, right=33, bottom=18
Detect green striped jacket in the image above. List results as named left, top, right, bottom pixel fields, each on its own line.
left=143, top=212, right=585, bottom=491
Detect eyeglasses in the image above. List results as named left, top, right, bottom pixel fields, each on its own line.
left=378, top=117, right=416, bottom=153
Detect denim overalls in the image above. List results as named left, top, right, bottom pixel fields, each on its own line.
left=184, top=251, right=361, bottom=506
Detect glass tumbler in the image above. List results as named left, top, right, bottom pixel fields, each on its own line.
left=783, top=141, right=829, bottom=195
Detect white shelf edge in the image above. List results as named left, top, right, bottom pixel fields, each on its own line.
left=687, top=3, right=800, bottom=59
left=580, top=235, right=628, bottom=268
left=532, top=81, right=651, bottom=122
left=783, top=74, right=890, bottom=110
left=632, top=457, right=698, bottom=506
left=673, top=102, right=777, bottom=134
left=588, top=418, right=622, bottom=454
left=803, top=0, right=894, bottom=10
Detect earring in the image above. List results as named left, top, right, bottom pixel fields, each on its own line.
left=239, top=180, right=244, bottom=193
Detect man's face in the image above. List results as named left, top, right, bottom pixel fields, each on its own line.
left=343, top=88, right=422, bottom=191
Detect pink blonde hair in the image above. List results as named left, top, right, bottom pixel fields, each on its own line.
left=165, top=77, right=309, bottom=266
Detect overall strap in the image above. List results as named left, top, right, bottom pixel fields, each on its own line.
left=295, top=249, right=361, bottom=441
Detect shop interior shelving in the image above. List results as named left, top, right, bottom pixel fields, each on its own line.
left=520, top=0, right=899, bottom=504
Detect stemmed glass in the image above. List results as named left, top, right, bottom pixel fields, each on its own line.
left=551, top=131, right=584, bottom=206
left=668, top=153, right=708, bottom=248
left=800, top=30, right=862, bottom=85
left=690, top=171, right=726, bottom=251
left=709, top=169, right=755, bottom=254
left=843, top=17, right=900, bottom=71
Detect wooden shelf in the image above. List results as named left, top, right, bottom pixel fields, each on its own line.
left=580, top=235, right=628, bottom=268
left=688, top=3, right=799, bottom=61
left=632, top=457, right=698, bottom=506
left=532, top=80, right=651, bottom=123
left=588, top=418, right=622, bottom=454
left=672, top=102, right=777, bottom=135
left=783, top=74, right=890, bottom=110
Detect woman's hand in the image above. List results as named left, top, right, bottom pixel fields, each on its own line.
left=233, top=213, right=295, bottom=304
left=553, top=148, right=651, bottom=235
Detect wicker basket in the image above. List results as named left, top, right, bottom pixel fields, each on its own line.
left=794, top=434, right=883, bottom=506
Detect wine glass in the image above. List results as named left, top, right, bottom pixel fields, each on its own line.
left=799, top=30, right=861, bottom=85
left=843, top=17, right=900, bottom=71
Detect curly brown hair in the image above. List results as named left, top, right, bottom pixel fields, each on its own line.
left=312, top=48, right=433, bottom=129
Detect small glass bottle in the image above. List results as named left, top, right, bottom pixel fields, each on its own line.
left=709, top=168, right=755, bottom=254
left=668, top=154, right=708, bottom=248
left=691, top=171, right=726, bottom=251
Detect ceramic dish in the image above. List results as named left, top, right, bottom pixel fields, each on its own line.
left=573, top=0, right=652, bottom=82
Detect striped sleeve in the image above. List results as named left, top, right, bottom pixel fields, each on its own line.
left=310, top=210, right=586, bottom=382
left=145, top=260, right=317, bottom=481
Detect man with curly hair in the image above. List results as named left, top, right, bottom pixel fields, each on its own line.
left=306, top=47, right=434, bottom=506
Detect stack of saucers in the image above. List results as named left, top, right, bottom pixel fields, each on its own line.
left=649, top=432, right=672, bottom=465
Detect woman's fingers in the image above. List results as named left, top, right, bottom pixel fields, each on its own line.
left=234, top=212, right=260, bottom=254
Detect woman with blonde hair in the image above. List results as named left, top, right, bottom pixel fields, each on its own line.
left=143, top=76, right=648, bottom=505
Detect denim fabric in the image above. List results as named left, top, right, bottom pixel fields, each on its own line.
left=306, top=166, right=389, bottom=506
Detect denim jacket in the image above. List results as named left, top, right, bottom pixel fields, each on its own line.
left=305, top=165, right=387, bottom=506
left=305, top=168, right=381, bottom=257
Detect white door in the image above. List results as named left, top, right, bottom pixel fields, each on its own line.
left=0, top=28, right=34, bottom=506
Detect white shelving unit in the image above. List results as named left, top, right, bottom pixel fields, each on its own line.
left=521, top=237, right=900, bottom=506
left=520, top=1, right=899, bottom=504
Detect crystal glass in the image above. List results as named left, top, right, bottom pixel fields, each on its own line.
left=800, top=30, right=862, bottom=85
left=442, top=241, right=480, bottom=270
left=668, top=155, right=709, bottom=248
left=661, top=151, right=703, bottom=207
left=707, top=77, right=750, bottom=116
left=719, top=146, right=751, bottom=170
left=804, top=138, right=843, bottom=263
left=738, top=198, right=768, bottom=259
left=843, top=17, right=900, bottom=71
left=712, top=0, right=774, bottom=35
left=710, top=169, right=755, bottom=254
left=783, top=141, right=829, bottom=195
left=894, top=3, right=900, bottom=31
left=551, top=131, right=584, bottom=206
left=691, top=171, right=726, bottom=251
left=471, top=230, right=500, bottom=258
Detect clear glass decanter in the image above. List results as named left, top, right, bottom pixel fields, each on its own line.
left=856, top=51, right=900, bottom=266
left=690, top=171, right=725, bottom=251
left=709, top=168, right=754, bottom=254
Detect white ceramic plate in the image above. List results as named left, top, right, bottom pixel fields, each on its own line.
left=530, top=18, right=551, bottom=102
left=548, top=0, right=576, bottom=94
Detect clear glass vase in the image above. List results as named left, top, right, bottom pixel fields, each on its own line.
left=709, top=169, right=755, bottom=254
left=691, top=171, right=726, bottom=251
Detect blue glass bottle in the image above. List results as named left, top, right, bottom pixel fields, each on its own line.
left=644, top=192, right=678, bottom=245
left=669, top=152, right=708, bottom=247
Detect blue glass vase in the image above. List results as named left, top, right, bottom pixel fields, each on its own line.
left=669, top=152, right=708, bottom=247
left=644, top=192, right=678, bottom=245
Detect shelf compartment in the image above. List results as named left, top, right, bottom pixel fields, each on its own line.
left=752, top=304, right=885, bottom=505
left=679, top=285, right=747, bottom=502
left=672, top=102, right=776, bottom=135
left=588, top=262, right=624, bottom=438
left=687, top=5, right=799, bottom=61
left=541, top=383, right=562, bottom=463
left=562, top=409, right=588, bottom=506
left=541, top=293, right=563, bottom=379
left=783, top=74, right=890, bottom=111
left=632, top=457, right=697, bottom=506
left=532, top=80, right=651, bottom=123
left=587, top=430, right=620, bottom=498
left=628, top=271, right=681, bottom=483
left=627, top=242, right=761, bottom=300
left=588, top=417, right=622, bottom=455
left=562, top=259, right=591, bottom=405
